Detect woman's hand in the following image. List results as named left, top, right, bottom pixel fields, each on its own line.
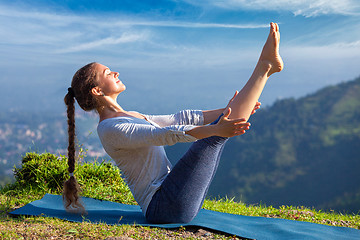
left=214, top=107, right=250, bottom=137
left=185, top=108, right=250, bottom=139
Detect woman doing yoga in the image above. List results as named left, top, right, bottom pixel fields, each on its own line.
left=63, top=22, right=283, bottom=223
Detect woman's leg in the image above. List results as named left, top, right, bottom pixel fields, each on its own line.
left=146, top=136, right=228, bottom=223
left=146, top=23, right=283, bottom=224
left=146, top=116, right=227, bottom=224
left=227, top=22, right=283, bottom=121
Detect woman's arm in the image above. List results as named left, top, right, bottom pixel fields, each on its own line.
left=145, top=110, right=204, bottom=127
left=99, top=121, right=199, bottom=149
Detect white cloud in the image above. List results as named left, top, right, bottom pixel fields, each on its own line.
left=0, top=4, right=85, bottom=26
left=184, top=0, right=360, bottom=17
left=285, top=41, right=360, bottom=61
left=110, top=20, right=268, bottom=29
left=334, top=40, right=360, bottom=48
left=0, top=3, right=268, bottom=33
left=54, top=32, right=149, bottom=54
left=0, top=3, right=268, bottom=56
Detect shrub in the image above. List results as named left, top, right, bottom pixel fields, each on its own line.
left=6, top=152, right=135, bottom=205
left=14, top=152, right=68, bottom=192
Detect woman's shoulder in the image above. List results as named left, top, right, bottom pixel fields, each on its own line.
left=98, top=115, right=145, bottom=127
left=99, top=110, right=145, bottom=123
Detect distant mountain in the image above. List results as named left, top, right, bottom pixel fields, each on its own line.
left=204, top=76, right=360, bottom=213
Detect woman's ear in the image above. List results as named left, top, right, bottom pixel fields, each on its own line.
left=91, top=86, right=103, bottom=96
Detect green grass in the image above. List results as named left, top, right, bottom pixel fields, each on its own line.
left=1, top=152, right=359, bottom=239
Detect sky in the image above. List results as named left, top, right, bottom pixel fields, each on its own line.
left=1, top=0, right=360, bottom=114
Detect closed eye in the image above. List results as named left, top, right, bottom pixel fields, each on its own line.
left=104, top=69, right=111, bottom=75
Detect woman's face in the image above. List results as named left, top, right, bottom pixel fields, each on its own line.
left=95, top=63, right=126, bottom=96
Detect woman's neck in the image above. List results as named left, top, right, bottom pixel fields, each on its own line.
left=97, top=98, right=126, bottom=122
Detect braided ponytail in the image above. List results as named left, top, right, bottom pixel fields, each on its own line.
left=63, top=88, right=85, bottom=214
left=62, top=62, right=99, bottom=214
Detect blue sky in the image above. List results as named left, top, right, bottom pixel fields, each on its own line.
left=1, top=0, right=360, bottom=113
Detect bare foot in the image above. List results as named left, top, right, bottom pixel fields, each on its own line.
left=259, top=22, right=284, bottom=77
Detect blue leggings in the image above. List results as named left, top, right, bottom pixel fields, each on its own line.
left=146, top=115, right=228, bottom=223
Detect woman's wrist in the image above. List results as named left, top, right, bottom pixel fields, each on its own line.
left=202, top=109, right=225, bottom=125
left=185, top=124, right=218, bottom=139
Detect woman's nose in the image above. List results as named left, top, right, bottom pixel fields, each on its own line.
left=114, top=72, right=119, bottom=78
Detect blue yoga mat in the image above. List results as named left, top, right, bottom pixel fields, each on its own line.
left=10, top=194, right=360, bottom=240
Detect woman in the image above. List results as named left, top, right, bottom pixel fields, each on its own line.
left=63, top=22, right=283, bottom=223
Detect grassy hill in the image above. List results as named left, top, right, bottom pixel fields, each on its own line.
left=208, top=76, right=360, bottom=213
left=0, top=153, right=359, bottom=239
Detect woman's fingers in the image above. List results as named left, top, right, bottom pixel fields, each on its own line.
left=231, top=91, right=239, bottom=101
left=228, top=91, right=239, bottom=104
left=231, top=117, right=248, bottom=125
left=236, top=122, right=250, bottom=130
left=225, top=91, right=239, bottom=109
left=251, top=101, right=261, bottom=115
left=234, top=124, right=250, bottom=136
left=228, top=119, right=250, bottom=137
left=222, top=107, right=232, bottom=119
